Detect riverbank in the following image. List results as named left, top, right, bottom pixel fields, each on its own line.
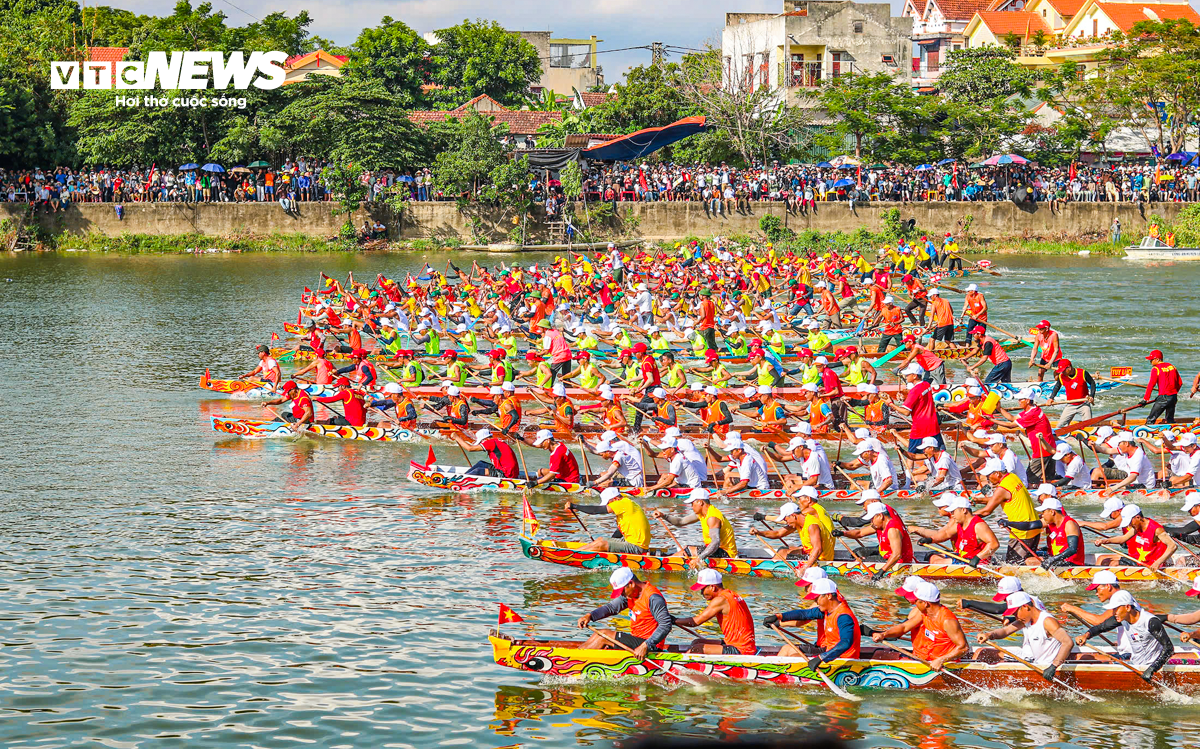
left=4, top=199, right=1194, bottom=249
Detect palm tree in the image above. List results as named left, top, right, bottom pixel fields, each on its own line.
left=527, top=89, right=561, bottom=112
left=1030, top=29, right=1050, bottom=55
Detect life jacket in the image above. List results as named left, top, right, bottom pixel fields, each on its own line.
left=911, top=604, right=963, bottom=662
left=554, top=400, right=575, bottom=430
left=965, top=293, right=987, bottom=321
left=981, top=335, right=1010, bottom=365
left=447, top=360, right=467, bottom=387
left=499, top=397, right=522, bottom=432
left=877, top=513, right=914, bottom=563
left=402, top=361, right=424, bottom=387
left=656, top=401, right=676, bottom=431
left=716, top=589, right=757, bottom=655
left=628, top=582, right=665, bottom=640
left=864, top=399, right=886, bottom=426
left=395, top=396, right=416, bottom=428
left=424, top=329, right=441, bottom=356
left=704, top=400, right=730, bottom=438
left=603, top=403, right=627, bottom=431
left=844, top=358, right=866, bottom=386
left=815, top=600, right=861, bottom=659
left=1129, top=518, right=1169, bottom=565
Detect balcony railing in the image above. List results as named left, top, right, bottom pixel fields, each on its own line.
left=787, top=60, right=857, bottom=88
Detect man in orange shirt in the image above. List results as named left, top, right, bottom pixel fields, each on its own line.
left=873, top=295, right=905, bottom=353
left=696, top=288, right=718, bottom=352
left=871, top=580, right=969, bottom=670
left=926, top=288, right=955, bottom=350
left=960, top=283, right=987, bottom=342
left=674, top=569, right=757, bottom=655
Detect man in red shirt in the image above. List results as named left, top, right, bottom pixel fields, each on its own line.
left=894, top=335, right=946, bottom=384
left=994, top=388, right=1057, bottom=484
left=815, top=355, right=846, bottom=429
left=312, top=376, right=367, bottom=426
left=453, top=428, right=521, bottom=479
left=524, top=429, right=581, bottom=486
left=885, top=363, right=943, bottom=452
left=629, top=342, right=661, bottom=432
left=1142, top=349, right=1182, bottom=424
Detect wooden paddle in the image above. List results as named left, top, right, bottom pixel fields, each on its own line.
left=986, top=641, right=1104, bottom=702
left=765, top=623, right=861, bottom=701
left=655, top=516, right=692, bottom=560
left=1054, top=403, right=1146, bottom=437
left=1073, top=637, right=1173, bottom=691
left=1081, top=527, right=1186, bottom=584
left=916, top=542, right=1005, bottom=580
left=871, top=638, right=1005, bottom=699
left=586, top=625, right=702, bottom=686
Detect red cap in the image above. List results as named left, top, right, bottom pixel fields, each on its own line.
left=1054, top=359, right=1071, bottom=372
left=798, top=348, right=812, bottom=357
left=335, top=376, right=351, bottom=388
left=525, top=351, right=542, bottom=361
left=620, top=348, right=633, bottom=359
left=1146, top=349, right=1164, bottom=361
left=751, top=338, right=763, bottom=348
left=845, top=345, right=858, bottom=355
left=896, top=587, right=917, bottom=602
left=488, top=349, right=504, bottom=359
left=972, top=327, right=986, bottom=337
left=1186, top=587, right=1199, bottom=598
left=574, top=351, right=591, bottom=360
left=704, top=349, right=719, bottom=362
left=633, top=342, right=648, bottom=355
left=281, top=380, right=298, bottom=392
left=991, top=591, right=1009, bottom=602
left=749, top=348, right=765, bottom=358
left=1037, top=320, right=1051, bottom=329
left=351, top=348, right=368, bottom=358
left=903, top=334, right=916, bottom=344
left=803, top=590, right=821, bottom=600
left=443, top=350, right=458, bottom=359
left=902, top=274, right=913, bottom=283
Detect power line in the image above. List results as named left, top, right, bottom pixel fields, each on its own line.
left=212, top=0, right=260, bottom=22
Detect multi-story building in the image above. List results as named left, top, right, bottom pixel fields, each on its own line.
left=902, top=0, right=994, bottom=90
left=721, top=0, right=913, bottom=104
left=515, top=32, right=605, bottom=95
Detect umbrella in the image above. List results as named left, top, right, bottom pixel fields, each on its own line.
left=201, top=163, right=225, bottom=173
left=969, top=163, right=986, bottom=169
left=178, top=163, right=199, bottom=171
left=816, top=161, right=833, bottom=168
left=1165, top=151, right=1195, bottom=162
left=830, top=155, right=861, bottom=167
left=914, top=164, right=934, bottom=171
left=248, top=160, right=270, bottom=168
left=869, top=163, right=888, bottom=170
left=395, top=175, right=414, bottom=183
left=831, top=178, right=855, bottom=188
left=230, top=166, right=251, bottom=173
left=982, top=153, right=1029, bottom=166
left=937, top=158, right=956, bottom=165
left=838, top=163, right=858, bottom=170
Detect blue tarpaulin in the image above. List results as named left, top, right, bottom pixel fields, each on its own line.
left=582, top=116, right=710, bottom=161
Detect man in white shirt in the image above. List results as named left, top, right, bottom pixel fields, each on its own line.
left=799, top=439, right=835, bottom=489
left=643, top=436, right=704, bottom=490
left=714, top=432, right=770, bottom=495
left=917, top=437, right=964, bottom=492
left=1103, top=432, right=1156, bottom=491
left=1052, top=441, right=1093, bottom=490
left=838, top=439, right=897, bottom=494
left=988, top=434, right=1027, bottom=483
left=589, top=431, right=644, bottom=488
left=1140, top=431, right=1200, bottom=488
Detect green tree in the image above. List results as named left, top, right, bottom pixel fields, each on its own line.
left=583, top=62, right=691, bottom=133
left=80, top=6, right=150, bottom=47
left=938, top=46, right=1033, bottom=102
left=131, top=1, right=230, bottom=55
left=818, top=72, right=913, bottom=159
left=429, top=20, right=541, bottom=107
left=936, top=47, right=1033, bottom=160
left=432, top=110, right=510, bottom=197
left=341, top=17, right=430, bottom=108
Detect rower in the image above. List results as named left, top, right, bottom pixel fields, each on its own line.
left=960, top=284, right=987, bottom=342
left=586, top=430, right=645, bottom=488
left=756, top=385, right=789, bottom=434
left=910, top=494, right=999, bottom=567
left=674, top=569, right=758, bottom=655
left=1166, top=491, right=1200, bottom=545
left=837, top=346, right=876, bottom=387
left=712, top=432, right=770, bottom=497
left=423, top=383, right=468, bottom=430
left=1166, top=578, right=1200, bottom=642
left=642, top=436, right=705, bottom=491
left=1092, top=431, right=1156, bottom=492
left=562, top=350, right=606, bottom=390
left=977, top=592, right=1074, bottom=682
left=874, top=296, right=905, bottom=353
left=660, top=351, right=687, bottom=390
left=655, top=488, right=740, bottom=563
left=495, top=382, right=523, bottom=436
left=262, top=380, right=313, bottom=426
left=1076, top=590, right=1174, bottom=682
left=975, top=458, right=1042, bottom=564
left=695, top=350, right=732, bottom=389
left=336, top=348, right=377, bottom=389
left=1046, top=359, right=1096, bottom=427
left=523, top=428, right=581, bottom=487
left=518, top=351, right=554, bottom=390
left=577, top=567, right=673, bottom=660
left=1049, top=441, right=1093, bottom=491
left=765, top=579, right=860, bottom=665
left=994, top=389, right=1057, bottom=484
left=390, top=349, right=423, bottom=388
left=1142, top=348, right=1182, bottom=424
left=894, top=336, right=946, bottom=385
left=680, top=385, right=734, bottom=438
left=815, top=356, right=847, bottom=429
left=646, top=387, right=677, bottom=433
left=969, top=327, right=1012, bottom=385
left=312, top=376, right=367, bottom=426
left=901, top=436, right=964, bottom=493
left=749, top=489, right=834, bottom=573
left=451, top=428, right=521, bottom=479
left=242, top=344, right=282, bottom=388
left=926, top=288, right=955, bottom=350
left=593, top=385, right=629, bottom=434
left=524, top=382, right=575, bottom=431
left=1027, top=319, right=1062, bottom=383
left=1094, top=503, right=1177, bottom=570
left=565, top=486, right=650, bottom=554
left=442, top=350, right=469, bottom=387
left=1027, top=496, right=1085, bottom=570
left=1060, top=569, right=1127, bottom=633
left=292, top=347, right=334, bottom=385
left=846, top=384, right=890, bottom=429
left=958, top=575, right=1044, bottom=620
left=629, top=343, right=662, bottom=432
left=836, top=501, right=914, bottom=580
left=871, top=581, right=970, bottom=671
left=838, top=439, right=898, bottom=495
left=1140, top=431, right=1200, bottom=489
left=984, top=432, right=1027, bottom=480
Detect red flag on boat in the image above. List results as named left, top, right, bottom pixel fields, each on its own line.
left=522, top=495, right=539, bottom=537
left=424, top=445, right=436, bottom=467
left=498, top=604, right=524, bottom=625
left=270, top=332, right=280, bottom=341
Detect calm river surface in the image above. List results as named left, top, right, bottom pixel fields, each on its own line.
left=3, top=251, right=1200, bottom=749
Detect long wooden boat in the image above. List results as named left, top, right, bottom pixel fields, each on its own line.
left=210, top=415, right=439, bottom=442
left=198, top=370, right=336, bottom=400
left=517, top=536, right=1199, bottom=584
left=490, top=635, right=1200, bottom=691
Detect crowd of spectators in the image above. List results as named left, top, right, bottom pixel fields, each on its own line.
left=5, top=158, right=1200, bottom=214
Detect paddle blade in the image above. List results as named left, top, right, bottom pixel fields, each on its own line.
left=424, top=445, right=436, bottom=468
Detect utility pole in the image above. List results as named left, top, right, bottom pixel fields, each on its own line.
left=651, top=42, right=664, bottom=67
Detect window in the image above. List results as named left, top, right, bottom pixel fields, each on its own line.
left=1093, top=19, right=1099, bottom=37
left=854, top=20, right=864, bottom=33
left=1042, top=8, right=1047, bottom=16
left=882, top=53, right=896, bottom=66
left=549, top=43, right=592, bottom=68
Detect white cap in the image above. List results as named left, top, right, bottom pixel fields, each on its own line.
left=798, top=567, right=829, bottom=585
left=647, top=325, right=659, bottom=333
left=928, top=288, right=940, bottom=296
left=979, top=458, right=1004, bottom=476
left=1088, top=569, right=1119, bottom=589
left=918, top=437, right=940, bottom=450
left=1118, top=504, right=1142, bottom=529
left=601, top=389, right=614, bottom=401
left=688, top=487, right=711, bottom=503
left=853, top=427, right=871, bottom=439
left=776, top=502, right=801, bottom=521
left=599, top=487, right=622, bottom=506
left=972, top=429, right=990, bottom=440
left=600, top=429, right=618, bottom=443
left=1034, top=483, right=1057, bottom=497
left=996, top=576, right=1023, bottom=597
left=692, top=568, right=723, bottom=589
left=456, top=323, right=468, bottom=333
left=1095, top=425, right=1115, bottom=441
left=932, top=492, right=956, bottom=508
left=609, top=566, right=635, bottom=592
left=704, top=385, right=719, bottom=396
left=794, top=485, right=819, bottom=499
left=986, top=432, right=1007, bottom=446
left=857, top=384, right=879, bottom=394
left=945, top=495, right=972, bottom=512
left=802, top=382, right=820, bottom=393
left=815, top=356, right=828, bottom=365
left=862, top=501, right=888, bottom=521
left=900, top=575, right=926, bottom=594
left=1052, top=442, right=1073, bottom=460
left=966, top=283, right=978, bottom=292
left=473, top=428, right=492, bottom=444
left=1104, top=590, right=1139, bottom=610
left=806, top=579, right=839, bottom=598
left=1100, top=496, right=1125, bottom=518
left=659, top=436, right=678, bottom=450
left=489, top=385, right=503, bottom=396
left=383, top=383, right=402, bottom=394
left=853, top=442, right=876, bottom=456
left=965, top=378, right=982, bottom=388
left=1035, top=497, right=1064, bottom=512
left=502, top=381, right=515, bottom=391
left=1182, top=492, right=1200, bottom=513
left=743, top=386, right=758, bottom=399
left=1117, top=431, right=1136, bottom=445
left=882, top=295, right=894, bottom=304
left=967, top=386, right=984, bottom=397
left=532, top=429, right=554, bottom=446
left=913, top=581, right=941, bottom=603
left=1004, top=591, right=1033, bottom=613
left=793, top=422, right=813, bottom=435
left=665, top=427, right=682, bottom=439
left=1015, top=387, right=1036, bottom=402
left=786, top=436, right=806, bottom=452
left=691, top=382, right=705, bottom=392
left=652, top=387, right=667, bottom=399
left=857, top=488, right=881, bottom=505
left=1177, top=432, right=1198, bottom=447
left=757, top=385, right=773, bottom=396
left=447, top=385, right=461, bottom=397
left=552, top=382, right=567, bottom=397
left=901, top=363, right=924, bottom=377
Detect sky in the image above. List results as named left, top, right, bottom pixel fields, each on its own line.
left=109, top=0, right=844, bottom=82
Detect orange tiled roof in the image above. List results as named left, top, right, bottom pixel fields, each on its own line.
left=974, top=10, right=1052, bottom=35
left=1093, top=1, right=1200, bottom=30
left=284, top=50, right=347, bottom=69
left=1044, top=0, right=1086, bottom=16
left=579, top=92, right=615, bottom=107
left=408, top=108, right=562, bottom=134
left=87, top=46, right=128, bottom=63
left=930, top=0, right=996, bottom=21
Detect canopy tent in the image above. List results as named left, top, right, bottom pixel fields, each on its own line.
left=581, top=116, right=710, bottom=161
left=525, top=149, right=585, bottom=171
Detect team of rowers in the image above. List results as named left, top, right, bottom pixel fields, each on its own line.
left=575, top=559, right=1200, bottom=684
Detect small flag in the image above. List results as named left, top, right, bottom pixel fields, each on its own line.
left=425, top=445, right=436, bottom=467
left=498, top=603, right=524, bottom=624
left=522, top=495, right=539, bottom=537
left=270, top=332, right=280, bottom=341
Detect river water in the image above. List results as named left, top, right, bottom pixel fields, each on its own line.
left=3, top=251, right=1200, bottom=749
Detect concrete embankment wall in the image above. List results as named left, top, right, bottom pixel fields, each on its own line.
left=2, top=199, right=1184, bottom=242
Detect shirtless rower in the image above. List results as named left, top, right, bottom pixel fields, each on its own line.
left=674, top=569, right=758, bottom=655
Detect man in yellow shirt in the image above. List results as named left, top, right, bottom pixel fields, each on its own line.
left=566, top=487, right=652, bottom=554
left=976, top=458, right=1041, bottom=563
left=750, top=486, right=834, bottom=577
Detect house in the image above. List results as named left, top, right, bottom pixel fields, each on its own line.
left=515, top=32, right=606, bottom=95
left=963, top=11, right=1052, bottom=48
left=407, top=94, right=563, bottom=141
left=721, top=0, right=913, bottom=105
left=87, top=46, right=128, bottom=86
left=902, top=0, right=993, bottom=89
left=282, top=50, right=346, bottom=85
left=1061, top=0, right=1200, bottom=40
